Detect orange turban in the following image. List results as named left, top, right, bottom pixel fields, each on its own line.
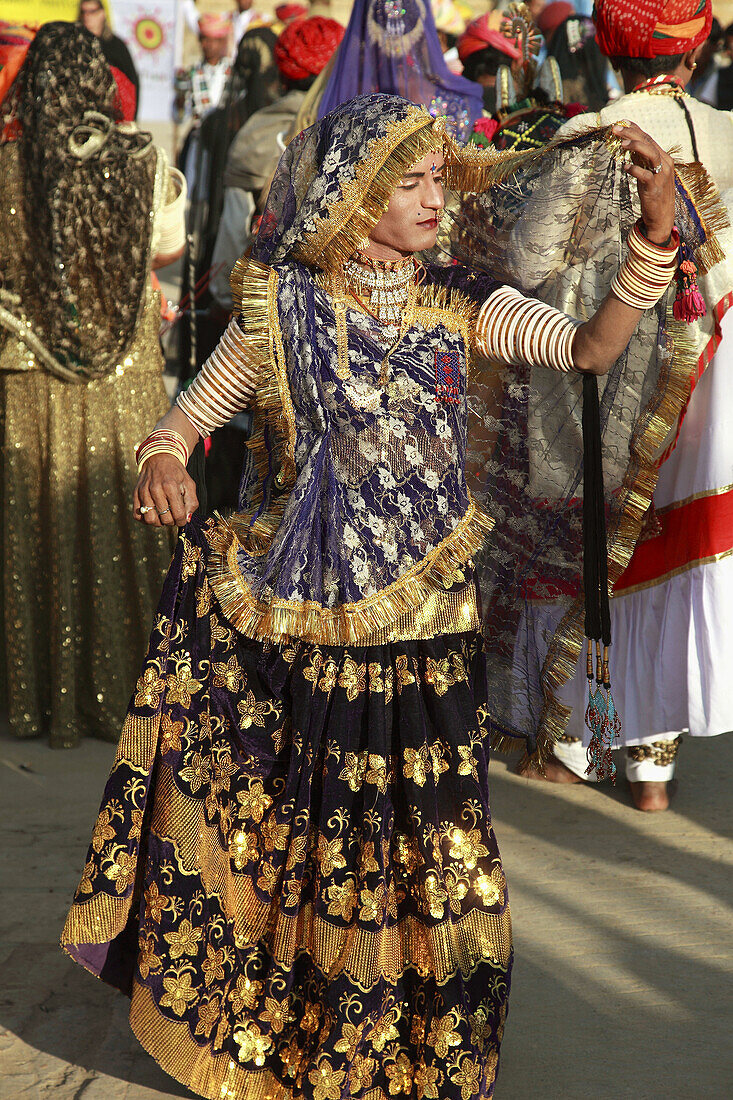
left=594, top=0, right=713, bottom=59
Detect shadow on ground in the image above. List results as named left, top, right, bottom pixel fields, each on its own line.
left=0, top=726, right=731, bottom=1098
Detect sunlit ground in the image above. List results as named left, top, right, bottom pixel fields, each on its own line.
left=1, top=725, right=730, bottom=1098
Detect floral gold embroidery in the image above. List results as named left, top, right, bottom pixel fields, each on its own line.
left=338, top=656, right=367, bottom=701
left=339, top=750, right=369, bottom=792
left=424, top=657, right=455, bottom=696
left=308, top=1058, right=347, bottom=1100
left=134, top=663, right=165, bottom=709
left=237, top=690, right=271, bottom=730
left=316, top=833, right=347, bottom=876
left=234, top=1020, right=273, bottom=1066
left=165, top=655, right=202, bottom=707
left=325, top=876, right=359, bottom=921
left=427, top=1010, right=462, bottom=1058
left=137, top=932, right=162, bottom=979
left=104, top=846, right=136, bottom=894
left=212, top=655, right=245, bottom=692
left=236, top=780, right=273, bottom=823
left=160, top=968, right=199, bottom=1016
left=163, top=918, right=202, bottom=959
left=160, top=713, right=184, bottom=755
left=446, top=827, right=490, bottom=871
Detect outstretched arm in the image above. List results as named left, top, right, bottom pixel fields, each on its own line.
left=475, top=123, right=678, bottom=376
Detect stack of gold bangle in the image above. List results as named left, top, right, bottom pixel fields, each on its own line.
left=135, top=429, right=189, bottom=473
left=610, top=221, right=679, bottom=311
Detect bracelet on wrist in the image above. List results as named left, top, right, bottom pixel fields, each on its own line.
left=135, top=429, right=190, bottom=473
left=610, top=221, right=679, bottom=311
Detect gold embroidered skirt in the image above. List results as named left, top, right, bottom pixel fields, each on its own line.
left=0, top=294, right=175, bottom=746
left=62, top=521, right=513, bottom=1098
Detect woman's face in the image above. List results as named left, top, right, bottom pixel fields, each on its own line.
left=365, top=148, right=445, bottom=261
left=79, top=0, right=106, bottom=37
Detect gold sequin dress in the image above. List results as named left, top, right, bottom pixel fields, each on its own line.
left=0, top=142, right=175, bottom=746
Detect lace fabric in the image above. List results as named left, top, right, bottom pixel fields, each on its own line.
left=438, top=129, right=730, bottom=758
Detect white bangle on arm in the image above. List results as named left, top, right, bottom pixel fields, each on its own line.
left=475, top=285, right=578, bottom=372
left=175, top=317, right=258, bottom=438
left=610, top=221, right=679, bottom=311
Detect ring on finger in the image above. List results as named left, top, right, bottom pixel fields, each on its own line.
left=157, top=507, right=171, bottom=516
left=652, top=161, right=663, bottom=174
left=139, top=505, right=154, bottom=514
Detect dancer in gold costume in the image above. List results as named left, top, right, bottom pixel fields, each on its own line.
left=62, top=93, right=685, bottom=1097
left=0, top=23, right=184, bottom=746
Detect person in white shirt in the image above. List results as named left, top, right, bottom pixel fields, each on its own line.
left=522, top=0, right=733, bottom=811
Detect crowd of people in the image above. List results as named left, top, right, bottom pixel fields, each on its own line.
left=1, top=0, right=732, bottom=1097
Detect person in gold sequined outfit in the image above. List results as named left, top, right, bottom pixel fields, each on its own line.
left=61, top=92, right=684, bottom=1098
left=0, top=23, right=184, bottom=747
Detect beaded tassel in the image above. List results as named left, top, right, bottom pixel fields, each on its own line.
left=673, top=242, right=707, bottom=323
left=584, top=642, right=620, bottom=782
left=582, top=373, right=620, bottom=783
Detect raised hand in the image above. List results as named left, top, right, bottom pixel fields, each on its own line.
left=612, top=122, right=676, bottom=246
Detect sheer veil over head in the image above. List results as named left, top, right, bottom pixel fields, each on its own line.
left=317, top=0, right=483, bottom=141
left=0, top=22, right=158, bottom=380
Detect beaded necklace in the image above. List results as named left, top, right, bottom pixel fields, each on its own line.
left=343, top=252, right=417, bottom=326
left=631, top=74, right=687, bottom=99
left=629, top=73, right=699, bottom=160
left=323, top=253, right=420, bottom=388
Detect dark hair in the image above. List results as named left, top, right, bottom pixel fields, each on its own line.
left=283, top=73, right=318, bottom=92
left=610, top=53, right=684, bottom=77
left=462, top=45, right=512, bottom=82
left=725, top=21, right=733, bottom=38
left=1, top=22, right=156, bottom=376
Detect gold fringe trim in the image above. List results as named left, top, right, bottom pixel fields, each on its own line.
left=130, top=979, right=289, bottom=1100
left=674, top=161, right=730, bottom=275
left=527, top=303, right=700, bottom=767
left=442, top=130, right=546, bottom=194
left=490, top=733, right=519, bottom=755
left=208, top=500, right=494, bottom=645
left=61, top=892, right=130, bottom=949
left=150, top=763, right=513, bottom=991
left=227, top=257, right=300, bottom=559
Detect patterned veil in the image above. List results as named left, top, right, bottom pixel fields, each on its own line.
left=317, top=0, right=483, bottom=141
left=247, top=93, right=731, bottom=764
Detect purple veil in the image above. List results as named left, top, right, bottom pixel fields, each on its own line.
left=317, top=0, right=482, bottom=141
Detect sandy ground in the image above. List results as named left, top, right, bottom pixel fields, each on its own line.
left=1, top=722, right=731, bottom=1099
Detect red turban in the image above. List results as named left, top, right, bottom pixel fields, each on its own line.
left=110, top=66, right=137, bottom=122
left=457, top=14, right=523, bottom=64
left=594, top=0, right=713, bottom=59
left=275, top=3, right=308, bottom=24
left=536, top=2, right=575, bottom=41
left=275, top=15, right=344, bottom=81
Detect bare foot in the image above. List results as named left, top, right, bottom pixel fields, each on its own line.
left=629, top=780, right=669, bottom=812
left=517, top=754, right=584, bottom=784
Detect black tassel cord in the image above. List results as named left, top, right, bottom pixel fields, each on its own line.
left=582, top=374, right=620, bottom=781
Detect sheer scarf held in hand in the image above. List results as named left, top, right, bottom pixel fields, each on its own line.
left=439, top=129, right=730, bottom=766
left=249, top=93, right=730, bottom=765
